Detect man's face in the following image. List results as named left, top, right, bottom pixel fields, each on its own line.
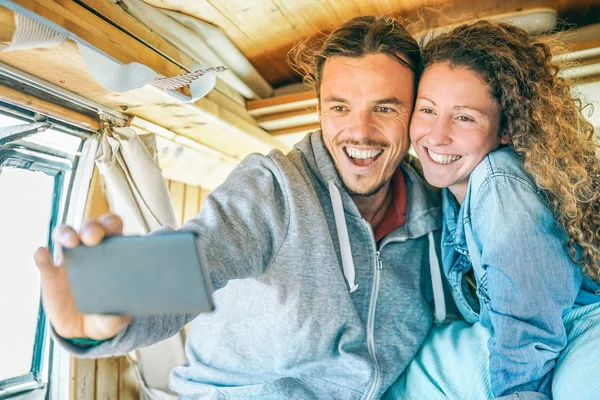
left=319, top=53, right=415, bottom=196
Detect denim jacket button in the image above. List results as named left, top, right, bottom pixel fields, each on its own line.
left=595, top=288, right=600, bottom=296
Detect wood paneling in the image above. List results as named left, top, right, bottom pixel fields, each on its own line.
left=71, top=168, right=140, bottom=400
left=0, top=84, right=100, bottom=131
left=96, top=358, right=119, bottom=400
left=71, top=358, right=95, bottom=400
left=167, top=179, right=209, bottom=227
left=142, top=0, right=600, bottom=86
left=0, top=3, right=286, bottom=161
left=84, top=168, right=110, bottom=221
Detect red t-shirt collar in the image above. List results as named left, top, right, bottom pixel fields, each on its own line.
left=374, top=168, right=407, bottom=242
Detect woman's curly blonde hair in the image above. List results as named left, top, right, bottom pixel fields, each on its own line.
left=422, top=21, right=600, bottom=282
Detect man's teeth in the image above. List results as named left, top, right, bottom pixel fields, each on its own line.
left=345, top=147, right=382, bottom=159
left=427, top=148, right=461, bottom=164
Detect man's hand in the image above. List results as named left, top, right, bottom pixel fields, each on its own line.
left=34, top=213, right=132, bottom=341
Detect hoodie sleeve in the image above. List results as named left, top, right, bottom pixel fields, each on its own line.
left=55, top=152, right=291, bottom=357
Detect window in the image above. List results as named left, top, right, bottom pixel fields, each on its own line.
left=0, top=111, right=85, bottom=399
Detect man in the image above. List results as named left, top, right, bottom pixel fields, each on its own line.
left=35, top=16, right=443, bottom=399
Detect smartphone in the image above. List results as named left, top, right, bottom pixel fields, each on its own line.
left=63, top=232, right=214, bottom=316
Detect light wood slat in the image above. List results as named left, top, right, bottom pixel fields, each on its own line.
left=0, top=5, right=287, bottom=159
left=0, top=5, right=15, bottom=44
left=76, top=0, right=193, bottom=70
left=169, top=180, right=185, bottom=227
left=76, top=0, right=247, bottom=108
left=199, top=188, right=210, bottom=210
left=143, top=0, right=293, bottom=81
left=10, top=0, right=186, bottom=79
left=0, top=84, right=101, bottom=131
left=96, top=357, right=119, bottom=400
left=257, top=106, right=318, bottom=131
left=271, top=122, right=320, bottom=136
left=70, top=358, right=96, bottom=400
left=141, top=0, right=579, bottom=86
left=118, top=356, right=140, bottom=400
left=84, top=168, right=110, bottom=220
left=183, top=184, right=201, bottom=222
left=247, top=91, right=317, bottom=116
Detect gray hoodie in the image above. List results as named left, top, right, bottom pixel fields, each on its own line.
left=60, top=131, right=444, bottom=399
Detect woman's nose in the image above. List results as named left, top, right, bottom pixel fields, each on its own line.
left=426, top=117, right=452, bottom=146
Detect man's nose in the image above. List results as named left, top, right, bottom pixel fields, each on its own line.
left=347, top=110, right=377, bottom=138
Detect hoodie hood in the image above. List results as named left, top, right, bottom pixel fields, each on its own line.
left=294, top=130, right=442, bottom=240
left=294, top=131, right=445, bottom=321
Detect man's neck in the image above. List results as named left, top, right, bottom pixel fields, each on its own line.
left=352, top=181, right=393, bottom=231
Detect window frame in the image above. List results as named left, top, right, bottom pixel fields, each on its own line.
left=0, top=118, right=94, bottom=400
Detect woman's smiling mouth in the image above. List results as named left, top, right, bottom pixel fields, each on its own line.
left=426, top=148, right=462, bottom=165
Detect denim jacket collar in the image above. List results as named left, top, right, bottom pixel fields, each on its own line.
left=442, top=188, right=468, bottom=253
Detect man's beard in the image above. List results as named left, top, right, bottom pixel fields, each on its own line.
left=344, top=176, right=388, bottom=197
left=324, top=136, right=402, bottom=197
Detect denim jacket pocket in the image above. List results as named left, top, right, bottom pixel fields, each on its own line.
left=449, top=251, right=480, bottom=323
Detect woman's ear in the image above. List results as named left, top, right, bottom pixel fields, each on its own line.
left=500, top=133, right=510, bottom=145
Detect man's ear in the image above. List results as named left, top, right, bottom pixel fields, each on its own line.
left=500, top=133, right=510, bottom=145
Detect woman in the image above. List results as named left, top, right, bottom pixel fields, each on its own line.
left=389, top=21, right=600, bottom=399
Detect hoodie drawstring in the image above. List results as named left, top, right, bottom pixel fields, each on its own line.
left=329, top=181, right=358, bottom=293
left=428, top=231, right=446, bottom=324
left=329, top=181, right=446, bottom=324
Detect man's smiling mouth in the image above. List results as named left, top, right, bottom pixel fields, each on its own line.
left=344, top=146, right=383, bottom=166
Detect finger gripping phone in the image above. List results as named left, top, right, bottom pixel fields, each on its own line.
left=63, top=232, right=214, bottom=315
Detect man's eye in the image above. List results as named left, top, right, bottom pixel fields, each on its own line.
left=332, top=106, right=346, bottom=112
left=375, top=107, right=394, bottom=113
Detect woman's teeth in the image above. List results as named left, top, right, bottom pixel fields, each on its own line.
left=427, top=148, right=461, bottom=164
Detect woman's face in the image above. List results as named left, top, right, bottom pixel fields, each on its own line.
left=410, top=63, right=506, bottom=203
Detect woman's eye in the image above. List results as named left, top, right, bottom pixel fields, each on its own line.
left=457, top=115, right=474, bottom=122
left=420, top=108, right=433, bottom=114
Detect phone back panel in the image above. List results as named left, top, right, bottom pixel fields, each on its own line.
left=63, top=232, right=214, bottom=315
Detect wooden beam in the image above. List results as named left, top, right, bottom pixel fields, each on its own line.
left=257, top=106, right=318, bottom=131
left=75, top=0, right=246, bottom=108
left=271, top=122, right=320, bottom=136
left=0, top=4, right=287, bottom=157
left=247, top=91, right=317, bottom=116
left=9, top=0, right=187, bottom=79
left=75, top=0, right=195, bottom=71
left=0, top=4, right=15, bottom=45
left=0, top=84, right=100, bottom=131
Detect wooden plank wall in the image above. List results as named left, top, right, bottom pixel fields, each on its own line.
left=166, top=179, right=211, bottom=226
left=70, top=171, right=210, bottom=399
left=71, top=168, right=139, bottom=400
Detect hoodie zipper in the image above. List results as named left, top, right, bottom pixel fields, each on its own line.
left=364, top=220, right=382, bottom=400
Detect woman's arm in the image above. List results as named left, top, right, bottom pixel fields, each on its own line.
left=471, top=174, right=582, bottom=398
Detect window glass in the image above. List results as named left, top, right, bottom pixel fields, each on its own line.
left=0, top=112, right=81, bottom=395
left=0, top=167, right=54, bottom=381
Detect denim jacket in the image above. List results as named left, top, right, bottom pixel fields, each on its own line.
left=442, top=147, right=600, bottom=399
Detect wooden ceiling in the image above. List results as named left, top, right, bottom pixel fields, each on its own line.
left=142, top=0, right=600, bottom=87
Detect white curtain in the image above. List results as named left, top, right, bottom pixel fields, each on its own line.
left=95, top=126, right=177, bottom=235
left=95, top=126, right=185, bottom=399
